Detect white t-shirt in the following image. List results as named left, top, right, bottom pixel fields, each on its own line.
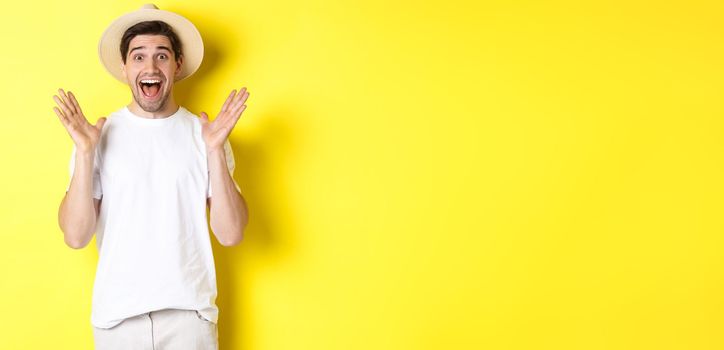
left=67, top=105, right=240, bottom=329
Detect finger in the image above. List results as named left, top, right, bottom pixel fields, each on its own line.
left=67, top=91, right=83, bottom=116
left=238, top=90, right=249, bottom=105
left=220, top=90, right=236, bottom=113
left=229, top=91, right=249, bottom=114
left=231, top=104, right=247, bottom=124
left=224, top=105, right=246, bottom=135
left=233, top=89, right=249, bottom=107
left=53, top=95, right=74, bottom=120
left=199, top=112, right=209, bottom=124
left=234, top=91, right=250, bottom=112
left=56, top=89, right=67, bottom=104
left=63, top=89, right=78, bottom=115
left=229, top=99, right=246, bottom=117
left=53, top=106, right=68, bottom=125
left=231, top=87, right=247, bottom=106
left=58, top=89, right=76, bottom=115
left=52, top=94, right=65, bottom=109
left=95, top=117, right=107, bottom=130
left=225, top=104, right=246, bottom=130
left=222, top=90, right=248, bottom=122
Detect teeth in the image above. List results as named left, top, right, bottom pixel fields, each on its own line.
left=140, top=79, right=161, bottom=84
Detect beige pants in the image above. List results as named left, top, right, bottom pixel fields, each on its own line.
left=92, top=309, right=218, bottom=350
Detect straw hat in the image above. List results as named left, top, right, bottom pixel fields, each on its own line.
left=98, top=4, right=204, bottom=83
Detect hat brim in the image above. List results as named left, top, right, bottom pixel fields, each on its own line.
left=98, top=8, right=204, bottom=84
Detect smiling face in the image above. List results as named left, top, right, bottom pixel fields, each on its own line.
left=121, top=34, right=183, bottom=113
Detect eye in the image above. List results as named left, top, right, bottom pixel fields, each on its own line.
left=159, top=54, right=167, bottom=60
left=134, top=55, right=143, bottom=61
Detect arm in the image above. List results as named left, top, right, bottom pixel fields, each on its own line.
left=52, top=88, right=106, bottom=249
left=200, top=87, right=251, bottom=246
left=207, top=146, right=249, bottom=246
left=59, top=195, right=101, bottom=249
left=59, top=150, right=102, bottom=249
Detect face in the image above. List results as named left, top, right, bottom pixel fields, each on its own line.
left=121, top=34, right=183, bottom=113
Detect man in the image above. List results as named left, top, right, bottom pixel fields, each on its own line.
left=52, top=4, right=248, bottom=349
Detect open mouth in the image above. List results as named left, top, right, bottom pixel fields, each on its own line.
left=138, top=78, right=163, bottom=100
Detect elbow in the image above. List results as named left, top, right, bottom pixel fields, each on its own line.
left=57, top=197, right=96, bottom=250
left=59, top=222, right=93, bottom=250
left=219, top=229, right=244, bottom=247
left=216, top=224, right=246, bottom=247
left=220, top=236, right=243, bottom=247
left=64, top=234, right=90, bottom=249
left=211, top=210, right=248, bottom=247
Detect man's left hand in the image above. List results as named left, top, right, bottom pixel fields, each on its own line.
left=200, top=87, right=249, bottom=152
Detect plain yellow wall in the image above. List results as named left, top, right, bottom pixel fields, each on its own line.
left=1, top=0, right=723, bottom=349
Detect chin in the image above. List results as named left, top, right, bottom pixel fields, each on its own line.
left=134, top=91, right=168, bottom=112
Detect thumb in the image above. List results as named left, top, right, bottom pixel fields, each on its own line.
left=200, top=112, right=209, bottom=124
left=95, top=117, right=107, bottom=130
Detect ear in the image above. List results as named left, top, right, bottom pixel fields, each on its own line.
left=175, top=55, right=184, bottom=77
left=120, top=63, right=127, bottom=83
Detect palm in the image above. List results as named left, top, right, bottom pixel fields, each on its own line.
left=53, top=89, right=106, bottom=152
left=200, top=87, right=249, bottom=151
left=70, top=118, right=102, bottom=149
left=202, top=120, right=230, bottom=150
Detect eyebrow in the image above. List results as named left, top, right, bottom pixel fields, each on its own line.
left=129, top=46, right=172, bottom=55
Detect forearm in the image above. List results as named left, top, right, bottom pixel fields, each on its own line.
left=207, top=148, right=248, bottom=246
left=59, top=150, right=98, bottom=249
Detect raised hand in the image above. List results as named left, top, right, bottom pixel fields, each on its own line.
left=200, top=87, right=249, bottom=152
left=53, top=89, right=106, bottom=153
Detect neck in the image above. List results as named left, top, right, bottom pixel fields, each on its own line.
left=127, top=95, right=180, bottom=119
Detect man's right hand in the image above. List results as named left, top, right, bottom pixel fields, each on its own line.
left=53, top=88, right=106, bottom=152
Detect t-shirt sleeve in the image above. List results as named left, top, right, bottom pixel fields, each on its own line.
left=67, top=144, right=103, bottom=199
left=207, top=139, right=241, bottom=198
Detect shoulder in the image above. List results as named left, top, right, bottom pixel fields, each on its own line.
left=176, top=107, right=205, bottom=145
left=177, top=106, right=202, bottom=125
left=97, top=107, right=126, bottom=135
left=100, top=106, right=128, bottom=128
left=107, top=106, right=130, bottom=120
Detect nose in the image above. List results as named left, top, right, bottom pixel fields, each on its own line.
left=143, top=58, right=160, bottom=72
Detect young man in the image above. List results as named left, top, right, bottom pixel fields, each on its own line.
left=52, top=4, right=249, bottom=349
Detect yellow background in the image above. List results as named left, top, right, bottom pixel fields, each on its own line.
left=1, top=0, right=723, bottom=349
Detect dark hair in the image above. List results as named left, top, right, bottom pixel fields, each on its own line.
left=120, top=20, right=183, bottom=64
